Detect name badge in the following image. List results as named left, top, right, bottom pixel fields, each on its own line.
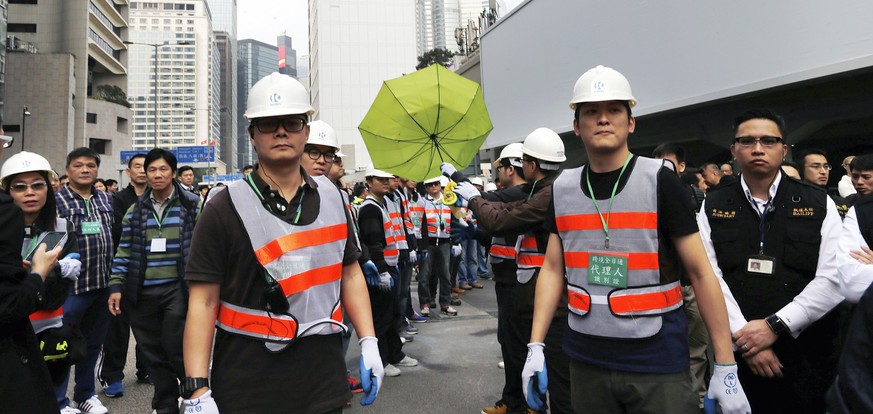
left=150, top=238, right=167, bottom=253
left=746, top=255, right=775, bottom=276
left=81, top=221, right=102, bottom=235
left=588, top=250, right=629, bottom=288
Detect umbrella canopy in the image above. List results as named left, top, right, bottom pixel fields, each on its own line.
left=358, top=64, right=493, bottom=182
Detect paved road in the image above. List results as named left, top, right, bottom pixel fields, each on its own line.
left=69, top=277, right=507, bottom=413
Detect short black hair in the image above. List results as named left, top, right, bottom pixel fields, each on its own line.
left=178, top=165, right=194, bottom=175
left=144, top=148, right=177, bottom=173
left=681, top=170, right=700, bottom=187
left=66, top=147, right=101, bottom=167
left=733, top=108, right=786, bottom=137
left=850, top=154, right=873, bottom=172
left=353, top=182, right=368, bottom=197
left=652, top=143, right=686, bottom=164
left=795, top=148, right=827, bottom=172
left=127, top=153, right=147, bottom=168
left=105, top=179, right=118, bottom=187
left=243, top=165, right=254, bottom=171
left=574, top=101, right=633, bottom=123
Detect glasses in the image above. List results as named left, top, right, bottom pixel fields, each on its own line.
left=9, top=181, right=48, bottom=193
left=0, top=135, right=13, bottom=148
left=734, top=136, right=784, bottom=147
left=425, top=182, right=440, bottom=187
left=253, top=117, right=307, bottom=134
left=305, top=147, right=338, bottom=162
left=807, top=163, right=832, bottom=171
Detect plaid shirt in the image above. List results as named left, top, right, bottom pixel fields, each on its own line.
left=56, top=185, right=114, bottom=294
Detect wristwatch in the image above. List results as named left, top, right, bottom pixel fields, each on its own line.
left=765, top=314, right=788, bottom=335
left=180, top=377, right=210, bottom=399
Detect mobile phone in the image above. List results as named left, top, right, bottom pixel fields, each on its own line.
left=25, top=231, right=68, bottom=261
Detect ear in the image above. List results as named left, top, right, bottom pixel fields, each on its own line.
left=572, top=118, right=581, bottom=137
left=628, top=117, right=636, bottom=134
left=730, top=144, right=738, bottom=160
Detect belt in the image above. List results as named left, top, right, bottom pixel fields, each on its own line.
left=428, top=237, right=450, bottom=246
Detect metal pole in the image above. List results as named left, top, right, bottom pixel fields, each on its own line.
left=21, top=106, right=27, bottom=151
left=153, top=44, right=159, bottom=148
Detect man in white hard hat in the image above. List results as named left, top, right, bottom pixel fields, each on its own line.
left=302, top=120, right=341, bottom=177
left=442, top=128, right=573, bottom=414
left=385, top=175, right=420, bottom=341
left=522, top=65, right=751, bottom=414
left=417, top=176, right=459, bottom=316
left=181, top=72, right=383, bottom=412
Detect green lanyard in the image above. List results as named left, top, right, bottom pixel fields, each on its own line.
left=434, top=198, right=445, bottom=231
left=585, top=154, right=633, bottom=249
left=247, top=174, right=305, bottom=224
left=84, top=197, right=92, bottom=218
left=22, top=230, right=41, bottom=260
left=527, top=179, right=540, bottom=201
left=151, top=199, right=174, bottom=236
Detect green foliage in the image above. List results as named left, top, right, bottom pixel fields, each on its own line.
left=95, top=85, right=132, bottom=108
left=416, top=48, right=455, bottom=70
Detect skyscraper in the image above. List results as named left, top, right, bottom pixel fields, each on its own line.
left=415, top=0, right=489, bottom=55
left=236, top=39, right=277, bottom=168
left=277, top=34, right=298, bottom=79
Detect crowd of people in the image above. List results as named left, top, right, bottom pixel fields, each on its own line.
left=2, top=66, right=873, bottom=414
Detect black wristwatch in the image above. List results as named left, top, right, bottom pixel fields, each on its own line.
left=180, top=377, right=210, bottom=399
left=765, top=314, right=788, bottom=335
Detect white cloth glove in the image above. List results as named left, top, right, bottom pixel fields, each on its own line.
left=359, top=336, right=384, bottom=406
left=521, top=342, right=548, bottom=411
left=440, top=162, right=458, bottom=178
left=408, top=250, right=418, bottom=264
left=58, top=257, right=81, bottom=282
left=453, top=182, right=481, bottom=201
left=451, top=244, right=462, bottom=257
left=379, top=272, right=394, bottom=292
left=707, top=363, right=751, bottom=414
left=181, top=389, right=220, bottom=414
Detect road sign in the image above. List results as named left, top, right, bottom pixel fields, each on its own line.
left=176, top=146, right=216, bottom=163
left=202, top=174, right=243, bottom=183
left=120, top=150, right=147, bottom=164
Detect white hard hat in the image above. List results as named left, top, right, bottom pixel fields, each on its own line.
left=569, top=65, right=636, bottom=109
left=470, top=177, right=484, bottom=186
left=522, top=128, right=566, bottom=165
left=497, top=142, right=524, bottom=168
left=307, top=120, right=340, bottom=150
left=484, top=182, right=497, bottom=192
left=438, top=176, right=449, bottom=187
left=1, top=151, right=54, bottom=186
left=364, top=166, right=393, bottom=179
left=423, top=176, right=442, bottom=185
left=244, top=72, right=314, bottom=120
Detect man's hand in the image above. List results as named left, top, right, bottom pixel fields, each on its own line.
left=108, top=292, right=122, bottom=316
left=58, top=256, right=82, bottom=281
left=362, top=260, right=380, bottom=287
left=521, top=342, right=548, bottom=411
left=31, top=243, right=62, bottom=280
left=453, top=182, right=481, bottom=201
left=408, top=250, right=417, bottom=264
left=451, top=244, right=462, bottom=257
left=359, top=336, right=384, bottom=406
left=743, top=348, right=783, bottom=378
left=733, top=319, right=778, bottom=356
left=850, top=245, right=873, bottom=264
left=706, top=363, right=751, bottom=414
left=439, top=162, right=469, bottom=184
left=378, top=272, right=393, bottom=292
left=181, top=389, right=219, bottom=414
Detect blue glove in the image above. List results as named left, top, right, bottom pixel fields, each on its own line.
left=362, top=260, right=379, bottom=287
left=359, top=336, right=384, bottom=406
left=521, top=342, right=548, bottom=411
left=419, top=250, right=428, bottom=264
left=64, top=253, right=80, bottom=260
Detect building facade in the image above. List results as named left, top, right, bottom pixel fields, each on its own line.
left=277, top=33, right=297, bottom=79
left=206, top=0, right=237, bottom=172
left=415, top=0, right=488, bottom=56
left=236, top=38, right=276, bottom=168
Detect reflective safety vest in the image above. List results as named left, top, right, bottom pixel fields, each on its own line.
left=489, top=236, right=517, bottom=265
left=26, top=218, right=68, bottom=334
left=515, top=234, right=543, bottom=284
left=361, top=196, right=400, bottom=266
left=220, top=176, right=348, bottom=350
left=423, top=195, right=451, bottom=239
left=387, top=193, right=408, bottom=250
left=554, top=157, right=682, bottom=339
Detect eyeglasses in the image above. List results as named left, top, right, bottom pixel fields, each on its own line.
left=807, top=163, right=832, bottom=171
left=734, top=136, right=784, bottom=147
left=9, top=181, right=48, bottom=193
left=253, top=117, right=307, bottom=134
left=305, top=147, right=338, bottom=162
left=425, top=182, right=440, bottom=187
left=0, top=135, right=13, bottom=148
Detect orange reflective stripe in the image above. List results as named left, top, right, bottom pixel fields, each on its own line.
left=490, top=245, right=517, bottom=258
left=277, top=262, right=343, bottom=297
left=517, top=253, right=544, bottom=267
left=567, top=290, right=590, bottom=312
left=255, top=223, right=347, bottom=265
left=610, top=285, right=682, bottom=314
left=332, top=304, right=343, bottom=323
left=564, top=251, right=659, bottom=270
left=385, top=249, right=399, bottom=257
left=29, top=307, right=63, bottom=322
left=520, top=236, right=537, bottom=249
left=217, top=305, right=298, bottom=339
left=555, top=212, right=658, bottom=232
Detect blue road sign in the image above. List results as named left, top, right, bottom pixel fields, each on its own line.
left=176, top=146, right=216, bottom=163
left=120, top=150, right=147, bottom=164
left=202, top=174, right=243, bottom=183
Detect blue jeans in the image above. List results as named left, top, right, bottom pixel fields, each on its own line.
left=55, top=288, right=111, bottom=408
left=458, top=238, right=479, bottom=285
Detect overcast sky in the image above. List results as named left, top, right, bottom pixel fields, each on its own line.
left=236, top=0, right=523, bottom=56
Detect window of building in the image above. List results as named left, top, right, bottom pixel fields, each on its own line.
left=86, top=113, right=97, bottom=124
left=117, top=117, right=128, bottom=133
left=8, top=23, right=37, bottom=33
left=89, top=138, right=111, bottom=155
left=9, top=0, right=39, bottom=4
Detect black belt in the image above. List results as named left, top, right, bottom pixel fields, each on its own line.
left=428, top=238, right=450, bottom=246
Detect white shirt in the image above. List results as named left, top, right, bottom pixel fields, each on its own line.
left=838, top=175, right=856, bottom=198
left=697, top=173, right=844, bottom=337
left=837, top=207, right=873, bottom=303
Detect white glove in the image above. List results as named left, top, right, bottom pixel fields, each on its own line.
left=707, top=363, right=751, bottom=414
left=451, top=245, right=462, bottom=257
left=58, top=257, right=81, bottom=282
left=379, top=272, right=394, bottom=292
left=453, top=182, right=481, bottom=201
left=181, top=389, right=220, bottom=414
left=440, top=162, right=458, bottom=178
left=408, top=250, right=418, bottom=264
left=521, top=342, right=548, bottom=411
left=359, top=336, right=384, bottom=406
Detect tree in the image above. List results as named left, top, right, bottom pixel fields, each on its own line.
left=95, top=85, right=132, bottom=108
left=416, top=48, right=455, bottom=70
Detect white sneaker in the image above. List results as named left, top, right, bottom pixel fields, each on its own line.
left=384, top=364, right=401, bottom=377
left=395, top=355, right=419, bottom=367
left=498, top=360, right=505, bottom=369
left=61, top=406, right=82, bottom=414
left=76, top=395, right=109, bottom=414
left=400, top=336, right=407, bottom=344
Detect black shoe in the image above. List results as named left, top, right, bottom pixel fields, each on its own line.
left=136, top=374, right=152, bottom=384
left=451, top=298, right=462, bottom=306
left=399, top=331, right=414, bottom=342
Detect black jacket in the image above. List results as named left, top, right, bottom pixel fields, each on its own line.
left=112, top=184, right=142, bottom=249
